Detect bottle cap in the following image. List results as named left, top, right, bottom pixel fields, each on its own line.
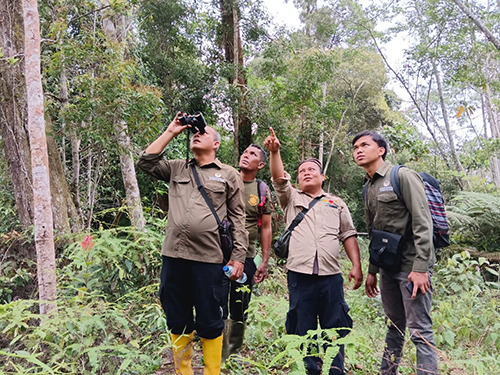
left=222, top=266, right=229, bottom=272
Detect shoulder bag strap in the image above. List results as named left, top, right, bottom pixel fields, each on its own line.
left=191, top=164, right=222, bottom=225
left=285, top=196, right=322, bottom=233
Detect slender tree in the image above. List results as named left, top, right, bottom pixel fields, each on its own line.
left=0, top=0, right=34, bottom=229
left=22, top=0, right=57, bottom=314
left=0, top=0, right=80, bottom=235
left=101, top=2, right=145, bottom=231
left=220, top=0, right=252, bottom=162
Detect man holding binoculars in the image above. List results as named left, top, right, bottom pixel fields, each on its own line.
left=138, top=112, right=248, bottom=375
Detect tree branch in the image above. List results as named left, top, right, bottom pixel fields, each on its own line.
left=451, top=0, right=500, bottom=51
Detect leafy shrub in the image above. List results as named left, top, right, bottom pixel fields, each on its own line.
left=0, top=288, right=167, bottom=374
left=58, top=224, right=164, bottom=301
left=432, top=251, right=500, bottom=374
left=447, top=191, right=500, bottom=251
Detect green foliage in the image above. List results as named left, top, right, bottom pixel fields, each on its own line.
left=0, top=268, right=30, bottom=305
left=0, top=144, right=19, bottom=233
left=2, top=221, right=500, bottom=374
left=431, top=251, right=500, bottom=374
left=0, top=290, right=166, bottom=374
left=434, top=250, right=497, bottom=295
left=447, top=191, right=500, bottom=251
left=59, top=224, right=164, bottom=300
left=382, top=122, right=430, bottom=162
left=0, top=218, right=168, bottom=374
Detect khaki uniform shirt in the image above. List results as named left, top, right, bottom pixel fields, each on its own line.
left=273, top=173, right=357, bottom=276
left=364, top=161, right=436, bottom=274
left=244, top=180, right=273, bottom=258
left=137, top=152, right=248, bottom=263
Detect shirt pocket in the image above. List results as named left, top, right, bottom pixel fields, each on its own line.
left=319, top=204, right=340, bottom=235
left=205, top=182, right=226, bottom=209
left=169, top=176, right=191, bottom=198
left=376, top=192, right=403, bottom=219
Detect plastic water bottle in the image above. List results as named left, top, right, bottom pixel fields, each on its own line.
left=223, top=265, right=247, bottom=283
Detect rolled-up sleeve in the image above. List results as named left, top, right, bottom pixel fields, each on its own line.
left=338, top=201, right=357, bottom=242
left=271, top=172, right=293, bottom=209
left=137, top=151, right=172, bottom=181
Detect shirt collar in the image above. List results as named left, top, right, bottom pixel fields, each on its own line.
left=189, top=157, right=223, bottom=169
left=365, top=160, right=393, bottom=182
left=299, top=188, right=326, bottom=199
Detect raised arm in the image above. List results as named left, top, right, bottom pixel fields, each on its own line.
left=263, top=127, right=285, bottom=181
left=145, top=112, right=188, bottom=154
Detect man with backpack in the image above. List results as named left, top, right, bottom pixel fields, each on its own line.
left=221, top=144, right=273, bottom=362
left=352, top=131, right=439, bottom=375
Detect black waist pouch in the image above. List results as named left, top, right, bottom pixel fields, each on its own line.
left=369, top=229, right=405, bottom=271
left=273, top=229, right=291, bottom=259
left=218, top=219, right=234, bottom=263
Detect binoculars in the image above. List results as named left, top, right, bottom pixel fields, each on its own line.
left=177, top=112, right=207, bottom=134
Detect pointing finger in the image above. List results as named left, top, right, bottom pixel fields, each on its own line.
left=269, top=127, right=276, bottom=138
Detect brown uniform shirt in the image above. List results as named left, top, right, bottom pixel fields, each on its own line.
left=273, top=173, right=357, bottom=276
left=137, top=152, right=248, bottom=263
left=364, top=161, right=436, bottom=274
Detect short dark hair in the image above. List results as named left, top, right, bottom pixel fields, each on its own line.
left=249, top=144, right=267, bottom=164
left=352, top=131, right=388, bottom=160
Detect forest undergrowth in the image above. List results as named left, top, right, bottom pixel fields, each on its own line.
left=0, top=223, right=499, bottom=375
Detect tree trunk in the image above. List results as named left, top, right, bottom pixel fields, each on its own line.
left=101, top=4, right=145, bottom=231
left=431, top=60, right=469, bottom=187
left=0, top=0, right=35, bottom=229
left=1, top=0, right=80, bottom=235
left=116, top=121, right=146, bottom=229
left=451, top=0, right=500, bottom=51
left=22, top=0, right=57, bottom=314
left=220, top=0, right=252, bottom=162
left=367, top=28, right=453, bottom=171
left=46, top=118, right=81, bottom=234
left=318, top=83, right=326, bottom=167
left=59, top=68, right=84, bottom=223
left=484, top=82, right=500, bottom=187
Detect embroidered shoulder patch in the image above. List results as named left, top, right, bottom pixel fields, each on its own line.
left=248, top=194, right=258, bottom=206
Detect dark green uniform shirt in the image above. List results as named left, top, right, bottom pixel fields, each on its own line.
left=137, top=152, right=249, bottom=263
left=364, top=161, right=436, bottom=274
left=243, top=180, right=273, bottom=258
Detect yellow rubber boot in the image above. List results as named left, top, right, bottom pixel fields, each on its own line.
left=200, top=335, right=223, bottom=375
left=171, top=332, right=194, bottom=375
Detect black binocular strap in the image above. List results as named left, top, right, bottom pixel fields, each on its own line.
left=191, top=164, right=222, bottom=226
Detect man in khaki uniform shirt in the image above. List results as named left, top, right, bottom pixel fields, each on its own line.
left=352, top=131, right=438, bottom=375
left=137, top=113, right=248, bottom=375
left=264, top=128, right=363, bottom=375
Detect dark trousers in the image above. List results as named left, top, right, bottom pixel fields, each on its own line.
left=286, top=271, right=352, bottom=375
left=221, top=257, right=257, bottom=322
left=159, top=256, right=225, bottom=339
